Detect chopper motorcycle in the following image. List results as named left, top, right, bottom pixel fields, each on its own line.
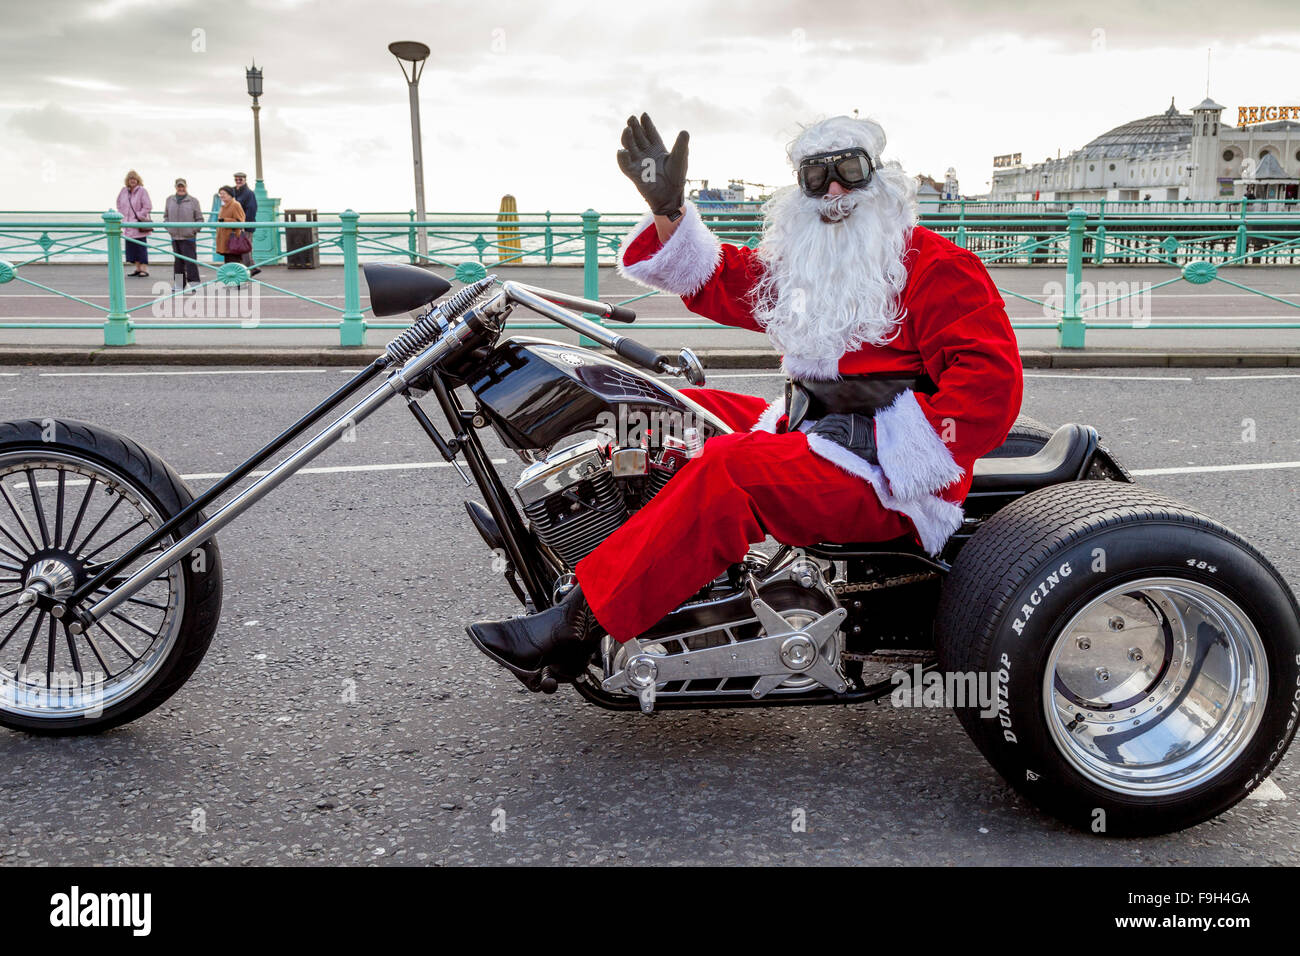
left=1, top=262, right=1297, bottom=836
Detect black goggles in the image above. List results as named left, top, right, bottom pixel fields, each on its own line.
left=797, top=148, right=874, bottom=197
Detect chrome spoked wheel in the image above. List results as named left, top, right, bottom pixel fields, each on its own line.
left=0, top=451, right=184, bottom=720
left=1043, top=577, right=1268, bottom=797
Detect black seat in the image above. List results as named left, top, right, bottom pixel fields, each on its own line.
left=970, top=423, right=1097, bottom=494
left=806, top=424, right=1099, bottom=559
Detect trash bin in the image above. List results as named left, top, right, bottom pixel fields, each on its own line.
left=284, top=209, right=319, bottom=269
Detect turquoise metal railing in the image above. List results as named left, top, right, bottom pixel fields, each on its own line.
left=1, top=204, right=1299, bottom=348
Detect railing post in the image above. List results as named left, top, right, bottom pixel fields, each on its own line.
left=579, top=208, right=601, bottom=346
left=955, top=199, right=967, bottom=248
left=102, top=211, right=134, bottom=346
left=407, top=209, right=417, bottom=264
left=1093, top=199, right=1106, bottom=265
left=544, top=210, right=553, bottom=265
left=1235, top=197, right=1249, bottom=259
left=1058, top=207, right=1086, bottom=349
left=208, top=194, right=222, bottom=264
left=339, top=209, right=365, bottom=346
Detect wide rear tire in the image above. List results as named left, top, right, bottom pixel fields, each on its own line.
left=936, top=480, right=1300, bottom=835
left=986, top=414, right=1054, bottom=458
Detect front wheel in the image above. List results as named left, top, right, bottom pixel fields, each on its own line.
left=937, top=481, right=1300, bottom=835
left=0, top=419, right=222, bottom=734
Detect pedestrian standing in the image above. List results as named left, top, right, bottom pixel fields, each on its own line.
left=232, top=172, right=261, bottom=277
left=216, top=185, right=248, bottom=269
left=164, top=178, right=204, bottom=292
left=116, top=170, right=153, bottom=277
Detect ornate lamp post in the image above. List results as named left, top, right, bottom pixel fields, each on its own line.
left=388, top=41, right=430, bottom=260
left=243, top=60, right=280, bottom=261
left=246, top=61, right=265, bottom=186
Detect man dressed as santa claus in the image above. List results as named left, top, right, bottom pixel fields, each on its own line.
left=468, top=112, right=1024, bottom=691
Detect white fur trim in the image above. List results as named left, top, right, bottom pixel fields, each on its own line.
left=780, top=354, right=842, bottom=381
left=804, top=432, right=964, bottom=555
left=616, top=202, right=722, bottom=297
left=751, top=395, right=786, bottom=433
left=873, top=389, right=964, bottom=501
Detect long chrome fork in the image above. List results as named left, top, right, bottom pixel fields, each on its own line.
left=73, top=317, right=482, bottom=632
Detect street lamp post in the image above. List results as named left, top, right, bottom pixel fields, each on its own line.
left=244, top=60, right=279, bottom=262
left=246, top=61, right=264, bottom=184
left=388, top=40, right=430, bottom=261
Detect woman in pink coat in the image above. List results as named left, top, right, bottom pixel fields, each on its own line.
left=116, top=170, right=153, bottom=277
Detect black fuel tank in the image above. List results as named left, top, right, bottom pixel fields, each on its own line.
left=468, top=338, right=729, bottom=450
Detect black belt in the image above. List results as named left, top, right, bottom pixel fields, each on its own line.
left=785, top=373, right=935, bottom=431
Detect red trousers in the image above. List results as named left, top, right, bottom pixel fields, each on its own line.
left=574, top=387, right=913, bottom=642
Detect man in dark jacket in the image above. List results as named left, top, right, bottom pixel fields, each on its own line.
left=232, top=172, right=261, bottom=276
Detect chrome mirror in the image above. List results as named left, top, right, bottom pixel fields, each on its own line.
left=678, top=347, right=706, bottom=386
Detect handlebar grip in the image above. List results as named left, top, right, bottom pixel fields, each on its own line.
left=607, top=305, right=637, bottom=323
left=613, top=337, right=669, bottom=373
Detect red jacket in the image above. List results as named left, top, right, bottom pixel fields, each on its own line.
left=618, top=203, right=1024, bottom=551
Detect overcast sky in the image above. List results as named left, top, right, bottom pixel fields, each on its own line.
left=2, top=0, right=1298, bottom=214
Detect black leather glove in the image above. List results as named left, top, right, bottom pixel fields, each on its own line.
left=807, top=413, right=879, bottom=466
left=616, top=113, right=689, bottom=221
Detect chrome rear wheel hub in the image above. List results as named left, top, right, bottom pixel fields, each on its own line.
left=1044, top=578, right=1267, bottom=796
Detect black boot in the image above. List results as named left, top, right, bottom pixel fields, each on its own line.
left=466, top=585, right=603, bottom=693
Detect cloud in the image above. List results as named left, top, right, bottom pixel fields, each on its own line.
left=6, top=103, right=111, bottom=148
left=1, top=0, right=1298, bottom=212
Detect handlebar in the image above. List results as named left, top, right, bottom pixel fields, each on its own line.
left=499, top=280, right=703, bottom=385
left=507, top=282, right=636, bottom=324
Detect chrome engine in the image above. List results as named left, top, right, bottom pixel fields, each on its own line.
left=513, top=437, right=688, bottom=568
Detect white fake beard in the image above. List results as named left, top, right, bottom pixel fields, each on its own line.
left=751, top=184, right=914, bottom=376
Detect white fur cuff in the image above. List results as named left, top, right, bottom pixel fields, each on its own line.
left=751, top=395, right=786, bottom=433
left=874, top=389, right=964, bottom=501
left=617, top=202, right=722, bottom=297
left=804, top=433, right=963, bottom=555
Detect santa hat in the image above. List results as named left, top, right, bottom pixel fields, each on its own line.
left=786, top=115, right=888, bottom=168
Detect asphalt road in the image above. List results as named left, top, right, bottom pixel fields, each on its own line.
left=0, top=365, right=1298, bottom=865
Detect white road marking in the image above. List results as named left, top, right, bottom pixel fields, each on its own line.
left=18, top=455, right=1299, bottom=486
left=685, top=372, right=786, bottom=380
left=678, top=371, right=1195, bottom=383
left=1247, top=778, right=1287, bottom=802
left=39, top=369, right=331, bottom=378
left=1022, top=373, right=1192, bottom=382
left=179, top=460, right=509, bottom=481
left=1131, top=460, right=1300, bottom=476
left=1202, top=373, right=1300, bottom=380
left=22, top=459, right=511, bottom=488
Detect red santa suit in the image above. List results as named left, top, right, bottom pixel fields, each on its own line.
left=575, top=202, right=1023, bottom=642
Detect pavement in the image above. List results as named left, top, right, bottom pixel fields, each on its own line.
left=0, top=365, right=1298, bottom=865
left=2, top=263, right=1300, bottom=360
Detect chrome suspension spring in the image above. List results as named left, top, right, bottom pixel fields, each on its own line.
left=384, top=276, right=496, bottom=363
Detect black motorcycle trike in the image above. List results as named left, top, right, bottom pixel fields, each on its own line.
left=1, top=263, right=1296, bottom=836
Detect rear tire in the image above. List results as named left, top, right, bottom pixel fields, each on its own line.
left=936, top=480, right=1300, bottom=835
left=0, top=419, right=222, bottom=734
left=986, top=414, right=1054, bottom=458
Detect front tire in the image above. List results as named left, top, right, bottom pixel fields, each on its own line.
left=936, top=481, right=1300, bottom=835
left=0, top=419, right=222, bottom=734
